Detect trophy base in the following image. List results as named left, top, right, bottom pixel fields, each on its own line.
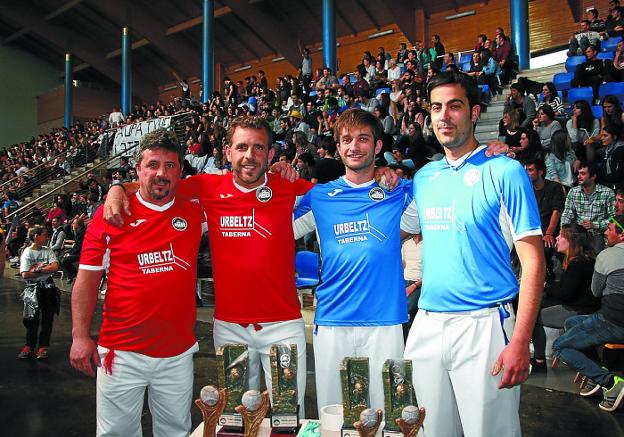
left=271, top=406, right=300, bottom=435
left=341, top=426, right=358, bottom=437
left=382, top=431, right=402, bottom=437
left=216, top=430, right=244, bottom=437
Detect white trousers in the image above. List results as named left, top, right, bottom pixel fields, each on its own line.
left=96, top=343, right=198, bottom=437
left=313, top=325, right=404, bottom=414
left=404, top=307, right=521, bottom=437
left=213, top=318, right=307, bottom=418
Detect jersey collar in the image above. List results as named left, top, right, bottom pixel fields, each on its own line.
left=340, top=176, right=375, bottom=188
left=136, top=191, right=175, bottom=212
left=232, top=173, right=268, bottom=193
left=446, top=145, right=486, bottom=168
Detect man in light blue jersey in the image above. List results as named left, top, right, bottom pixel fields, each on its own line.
left=294, top=109, right=418, bottom=413
left=403, top=71, right=545, bottom=436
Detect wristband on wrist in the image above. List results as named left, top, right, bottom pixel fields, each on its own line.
left=111, top=181, right=126, bottom=191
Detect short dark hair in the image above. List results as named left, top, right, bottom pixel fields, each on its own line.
left=226, top=115, right=272, bottom=147
left=611, top=214, right=624, bottom=234
left=333, top=108, right=383, bottom=143
left=525, top=158, right=547, bottom=175
left=579, top=161, right=599, bottom=178
left=318, top=136, right=337, bottom=155
left=588, top=8, right=599, bottom=18
left=134, top=128, right=183, bottom=166
left=427, top=70, right=480, bottom=109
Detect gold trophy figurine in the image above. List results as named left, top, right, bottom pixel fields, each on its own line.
left=195, top=385, right=227, bottom=437
left=353, top=408, right=383, bottom=437
left=235, top=390, right=270, bottom=437
left=395, top=406, right=426, bottom=437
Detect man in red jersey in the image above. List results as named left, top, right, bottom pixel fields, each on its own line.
left=70, top=129, right=205, bottom=437
left=104, top=116, right=312, bottom=417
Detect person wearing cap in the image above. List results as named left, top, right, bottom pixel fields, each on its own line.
left=289, top=108, right=311, bottom=140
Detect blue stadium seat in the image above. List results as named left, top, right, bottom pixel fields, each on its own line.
left=349, top=74, right=357, bottom=84
left=592, top=105, right=603, bottom=119
left=598, top=51, right=615, bottom=61
left=567, top=87, right=594, bottom=105
left=461, top=62, right=471, bottom=73
left=308, top=91, right=317, bottom=97
left=400, top=65, right=406, bottom=74
left=459, top=52, right=472, bottom=64
left=295, top=251, right=319, bottom=288
left=538, top=90, right=563, bottom=102
left=553, top=72, right=574, bottom=91
left=479, top=84, right=490, bottom=95
left=565, top=56, right=586, bottom=73
left=601, top=36, right=622, bottom=52
left=599, top=82, right=624, bottom=99
left=375, top=87, right=391, bottom=97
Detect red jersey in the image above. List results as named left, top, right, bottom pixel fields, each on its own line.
left=177, top=173, right=312, bottom=323
left=79, top=193, right=204, bottom=357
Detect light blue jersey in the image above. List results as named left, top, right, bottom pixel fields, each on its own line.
left=294, top=177, right=414, bottom=326
left=413, top=147, right=542, bottom=312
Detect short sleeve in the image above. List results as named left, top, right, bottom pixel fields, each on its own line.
left=78, top=208, right=108, bottom=271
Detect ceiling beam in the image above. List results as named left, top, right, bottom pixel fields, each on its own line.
left=2, top=0, right=83, bottom=44
left=220, top=0, right=301, bottom=68
left=354, top=0, right=380, bottom=30
left=165, top=7, right=232, bottom=36
left=335, top=8, right=357, bottom=37
left=218, top=18, right=263, bottom=62
left=384, top=0, right=417, bottom=44
left=87, top=0, right=200, bottom=79
left=0, top=3, right=156, bottom=102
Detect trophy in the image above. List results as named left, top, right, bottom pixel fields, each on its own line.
left=269, top=344, right=300, bottom=435
left=395, top=406, right=426, bottom=437
left=354, top=408, right=383, bottom=437
left=235, top=390, right=270, bottom=437
left=340, top=357, right=370, bottom=437
left=195, top=385, right=227, bottom=437
left=217, top=344, right=249, bottom=436
left=382, top=359, right=414, bottom=437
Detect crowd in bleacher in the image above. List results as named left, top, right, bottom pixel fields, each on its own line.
left=2, top=5, right=624, bottom=413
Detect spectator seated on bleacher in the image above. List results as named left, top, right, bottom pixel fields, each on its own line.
left=588, top=8, right=606, bottom=32
left=504, top=83, right=537, bottom=129
left=571, top=45, right=606, bottom=103
left=544, top=130, right=578, bottom=187
left=551, top=214, right=624, bottom=413
left=539, top=82, right=566, bottom=117
left=605, top=5, right=624, bottom=39
left=568, top=20, right=606, bottom=56
left=59, top=218, right=85, bottom=284
left=387, top=59, right=401, bottom=82
left=499, top=109, right=522, bottom=148
left=533, top=105, right=563, bottom=149
left=605, top=40, right=624, bottom=82
left=601, top=94, right=624, bottom=132
left=530, top=224, right=600, bottom=372
left=315, top=68, right=339, bottom=92
left=567, top=100, right=601, bottom=160
left=587, top=124, right=624, bottom=189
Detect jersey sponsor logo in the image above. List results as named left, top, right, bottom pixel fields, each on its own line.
left=136, top=243, right=191, bottom=275
left=129, top=219, right=147, bottom=227
left=333, top=214, right=387, bottom=244
left=327, top=188, right=343, bottom=197
left=171, top=217, right=188, bottom=231
left=422, top=202, right=465, bottom=232
left=220, top=193, right=234, bottom=199
left=463, top=169, right=481, bottom=186
left=219, top=209, right=272, bottom=238
left=369, top=187, right=385, bottom=201
left=256, top=186, right=272, bottom=202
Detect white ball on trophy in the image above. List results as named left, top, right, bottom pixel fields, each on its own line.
left=359, top=408, right=378, bottom=428
left=401, top=405, right=420, bottom=425
left=241, top=389, right=263, bottom=411
left=200, top=385, right=220, bottom=407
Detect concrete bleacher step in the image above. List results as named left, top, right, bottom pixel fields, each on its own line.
left=517, top=64, right=566, bottom=83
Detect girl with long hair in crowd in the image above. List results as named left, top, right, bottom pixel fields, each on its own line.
left=530, top=224, right=601, bottom=372
left=511, top=129, right=544, bottom=163
left=533, top=105, right=562, bottom=148
left=545, top=130, right=578, bottom=188
left=567, top=100, right=601, bottom=161
left=540, top=82, right=566, bottom=116
left=499, top=109, right=522, bottom=148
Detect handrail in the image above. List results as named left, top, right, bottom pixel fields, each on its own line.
left=6, top=144, right=138, bottom=222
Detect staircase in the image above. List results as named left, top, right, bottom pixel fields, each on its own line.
left=475, top=63, right=566, bottom=144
